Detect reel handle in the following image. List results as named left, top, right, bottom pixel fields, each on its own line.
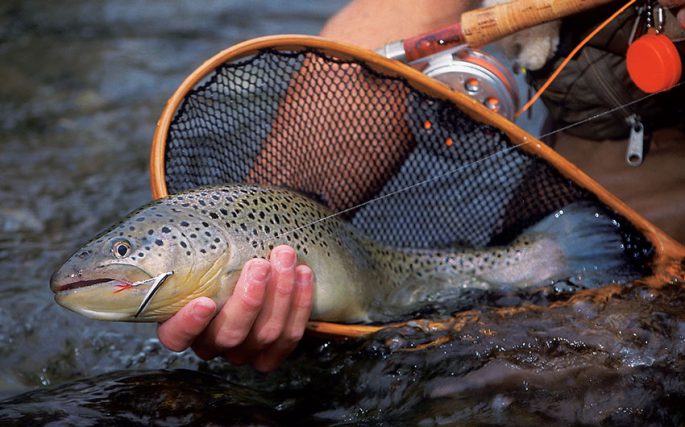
left=400, top=0, right=615, bottom=61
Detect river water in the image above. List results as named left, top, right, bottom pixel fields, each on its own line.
left=1, top=1, right=684, bottom=425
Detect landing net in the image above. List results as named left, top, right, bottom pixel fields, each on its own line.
left=151, top=37, right=685, bottom=333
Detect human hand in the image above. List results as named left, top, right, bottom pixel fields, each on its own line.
left=157, top=245, right=314, bottom=372
left=659, top=0, right=685, bottom=28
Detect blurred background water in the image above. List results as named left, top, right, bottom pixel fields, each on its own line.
left=1, top=1, right=684, bottom=425
left=0, top=0, right=346, bottom=395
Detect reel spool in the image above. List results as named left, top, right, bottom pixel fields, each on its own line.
left=411, top=46, right=519, bottom=120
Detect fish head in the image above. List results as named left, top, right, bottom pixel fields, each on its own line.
left=51, top=200, right=233, bottom=322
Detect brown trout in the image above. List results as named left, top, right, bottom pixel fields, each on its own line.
left=50, top=184, right=627, bottom=323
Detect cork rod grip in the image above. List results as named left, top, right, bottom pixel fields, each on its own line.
left=461, top=0, right=615, bottom=48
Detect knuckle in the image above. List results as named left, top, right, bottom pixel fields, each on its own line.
left=294, top=295, right=313, bottom=310
left=239, top=291, right=264, bottom=311
left=274, top=279, right=294, bottom=297
left=255, top=324, right=281, bottom=345
left=214, top=328, right=246, bottom=349
left=284, top=330, right=304, bottom=346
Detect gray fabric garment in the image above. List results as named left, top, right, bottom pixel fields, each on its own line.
left=528, top=5, right=685, bottom=140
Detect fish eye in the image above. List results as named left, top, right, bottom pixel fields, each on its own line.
left=112, top=240, right=132, bottom=259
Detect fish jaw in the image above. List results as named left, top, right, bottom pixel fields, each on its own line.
left=51, top=263, right=157, bottom=321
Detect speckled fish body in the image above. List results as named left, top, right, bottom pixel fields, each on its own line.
left=50, top=184, right=626, bottom=323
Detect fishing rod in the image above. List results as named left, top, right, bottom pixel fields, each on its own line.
left=377, top=0, right=616, bottom=61
left=376, top=0, right=683, bottom=120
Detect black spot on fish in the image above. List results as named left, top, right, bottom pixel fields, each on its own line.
left=135, top=217, right=145, bottom=222
left=180, top=221, right=189, bottom=227
left=214, top=238, right=220, bottom=243
left=209, top=213, right=218, bottom=219
left=200, top=249, right=206, bottom=254
left=155, top=240, right=163, bottom=246
left=220, top=208, right=228, bottom=216
left=129, top=226, right=135, bottom=231
left=240, top=223, right=247, bottom=232
left=199, top=200, right=206, bottom=206
left=186, top=251, right=191, bottom=256
left=190, top=233, right=197, bottom=238
left=248, top=213, right=255, bottom=220
left=148, top=230, right=154, bottom=235
left=202, top=222, right=209, bottom=227
left=138, top=252, right=144, bottom=257
left=162, top=226, right=171, bottom=233
left=180, top=241, right=187, bottom=248
left=210, top=245, right=216, bottom=250
left=205, top=231, right=211, bottom=237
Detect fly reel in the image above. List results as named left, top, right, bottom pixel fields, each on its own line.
left=378, top=43, right=519, bottom=120
left=411, top=46, right=519, bottom=121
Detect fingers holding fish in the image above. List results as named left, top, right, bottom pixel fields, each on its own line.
left=247, top=245, right=299, bottom=348
left=191, top=259, right=271, bottom=360
left=156, top=297, right=217, bottom=352
left=252, top=265, right=314, bottom=372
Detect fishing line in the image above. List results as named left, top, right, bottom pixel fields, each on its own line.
left=539, top=80, right=685, bottom=139
left=271, top=81, right=684, bottom=242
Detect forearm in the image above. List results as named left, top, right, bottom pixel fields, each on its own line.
left=320, top=0, right=478, bottom=49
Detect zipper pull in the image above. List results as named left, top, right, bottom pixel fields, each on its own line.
left=626, top=114, right=645, bottom=167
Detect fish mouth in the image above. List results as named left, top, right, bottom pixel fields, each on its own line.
left=53, top=278, right=118, bottom=293
left=51, top=263, right=159, bottom=321
left=50, top=263, right=152, bottom=295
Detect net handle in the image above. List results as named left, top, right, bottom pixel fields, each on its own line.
left=150, top=36, right=685, bottom=337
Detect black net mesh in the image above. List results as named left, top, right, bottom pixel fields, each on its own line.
left=163, top=48, right=651, bottom=259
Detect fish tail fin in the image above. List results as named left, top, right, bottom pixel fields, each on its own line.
left=525, top=202, right=627, bottom=281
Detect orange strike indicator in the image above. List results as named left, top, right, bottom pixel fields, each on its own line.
left=626, top=29, right=682, bottom=93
